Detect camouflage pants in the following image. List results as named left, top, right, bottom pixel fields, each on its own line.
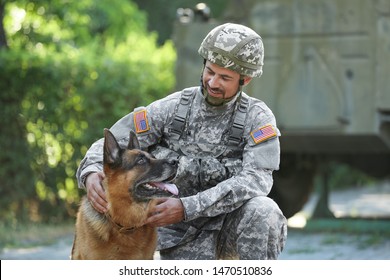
left=159, top=196, right=287, bottom=260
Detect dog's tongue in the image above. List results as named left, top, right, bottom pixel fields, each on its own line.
left=151, top=182, right=179, bottom=196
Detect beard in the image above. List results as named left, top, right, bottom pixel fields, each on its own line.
left=202, top=83, right=238, bottom=106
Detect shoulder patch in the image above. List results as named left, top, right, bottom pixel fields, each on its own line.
left=133, top=109, right=149, bottom=133
left=250, top=124, right=277, bottom=144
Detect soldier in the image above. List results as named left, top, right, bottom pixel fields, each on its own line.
left=76, top=23, right=287, bottom=260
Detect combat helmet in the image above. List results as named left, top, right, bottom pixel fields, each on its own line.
left=198, top=23, right=264, bottom=78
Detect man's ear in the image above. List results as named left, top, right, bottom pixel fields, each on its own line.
left=103, top=128, right=121, bottom=165
left=242, top=76, right=252, bottom=86
left=128, top=130, right=140, bottom=150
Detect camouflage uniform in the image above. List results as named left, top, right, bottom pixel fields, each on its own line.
left=76, top=23, right=287, bottom=260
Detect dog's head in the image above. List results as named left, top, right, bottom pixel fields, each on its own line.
left=103, top=128, right=178, bottom=202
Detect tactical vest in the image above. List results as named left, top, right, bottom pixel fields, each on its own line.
left=167, top=87, right=249, bottom=159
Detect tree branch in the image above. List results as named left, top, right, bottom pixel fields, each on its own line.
left=0, top=1, right=8, bottom=49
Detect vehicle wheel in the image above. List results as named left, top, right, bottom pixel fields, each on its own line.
left=268, top=156, right=316, bottom=218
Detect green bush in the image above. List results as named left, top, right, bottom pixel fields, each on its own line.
left=0, top=0, right=176, bottom=223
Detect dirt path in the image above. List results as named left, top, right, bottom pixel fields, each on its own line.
left=1, top=235, right=74, bottom=260
left=1, top=229, right=389, bottom=260
left=1, top=182, right=390, bottom=260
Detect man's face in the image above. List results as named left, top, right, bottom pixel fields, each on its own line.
left=201, top=61, right=242, bottom=105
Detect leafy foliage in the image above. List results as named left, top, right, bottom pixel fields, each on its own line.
left=0, top=0, right=176, bottom=223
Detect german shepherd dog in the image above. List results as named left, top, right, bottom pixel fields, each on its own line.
left=71, top=129, right=178, bottom=259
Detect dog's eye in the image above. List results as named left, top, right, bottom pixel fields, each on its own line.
left=136, top=156, right=147, bottom=165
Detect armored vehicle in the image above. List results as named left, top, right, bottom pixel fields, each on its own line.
left=172, top=0, right=390, bottom=218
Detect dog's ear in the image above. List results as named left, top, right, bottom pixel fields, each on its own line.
left=103, top=128, right=121, bottom=165
left=128, top=130, right=140, bottom=150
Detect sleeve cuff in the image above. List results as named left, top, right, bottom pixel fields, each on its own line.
left=77, top=164, right=102, bottom=189
left=180, top=195, right=200, bottom=222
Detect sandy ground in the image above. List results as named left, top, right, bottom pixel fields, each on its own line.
left=1, top=181, right=390, bottom=260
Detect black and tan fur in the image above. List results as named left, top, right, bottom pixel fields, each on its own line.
left=71, top=129, right=177, bottom=259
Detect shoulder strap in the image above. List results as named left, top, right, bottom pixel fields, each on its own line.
left=227, top=95, right=249, bottom=146
left=169, top=88, right=195, bottom=140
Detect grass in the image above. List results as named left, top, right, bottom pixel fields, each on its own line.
left=320, top=232, right=386, bottom=248
left=305, top=218, right=390, bottom=234
left=357, top=234, right=386, bottom=250
left=288, top=248, right=317, bottom=255
left=321, top=235, right=344, bottom=245
left=0, top=221, right=75, bottom=251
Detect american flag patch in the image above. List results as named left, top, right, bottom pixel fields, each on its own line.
left=250, top=124, right=277, bottom=144
left=133, top=110, right=149, bottom=133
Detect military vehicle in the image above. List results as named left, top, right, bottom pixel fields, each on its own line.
left=172, top=0, right=390, bottom=218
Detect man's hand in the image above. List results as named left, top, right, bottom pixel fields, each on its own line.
left=146, top=198, right=185, bottom=227
left=85, top=172, right=108, bottom=213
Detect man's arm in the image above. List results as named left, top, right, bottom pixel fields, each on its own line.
left=180, top=107, right=281, bottom=221
left=145, top=134, right=279, bottom=227
left=75, top=92, right=180, bottom=212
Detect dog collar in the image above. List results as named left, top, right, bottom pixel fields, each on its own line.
left=105, top=213, right=138, bottom=234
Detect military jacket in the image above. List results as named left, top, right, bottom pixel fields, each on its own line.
left=76, top=86, right=281, bottom=250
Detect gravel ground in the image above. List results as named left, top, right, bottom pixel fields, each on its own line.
left=1, top=182, right=390, bottom=260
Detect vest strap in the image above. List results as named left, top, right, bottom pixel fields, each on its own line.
left=169, top=88, right=194, bottom=140
left=227, top=95, right=249, bottom=146
left=170, top=88, right=249, bottom=146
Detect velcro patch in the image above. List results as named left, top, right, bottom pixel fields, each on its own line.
left=250, top=124, right=277, bottom=144
left=133, top=110, right=149, bottom=133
